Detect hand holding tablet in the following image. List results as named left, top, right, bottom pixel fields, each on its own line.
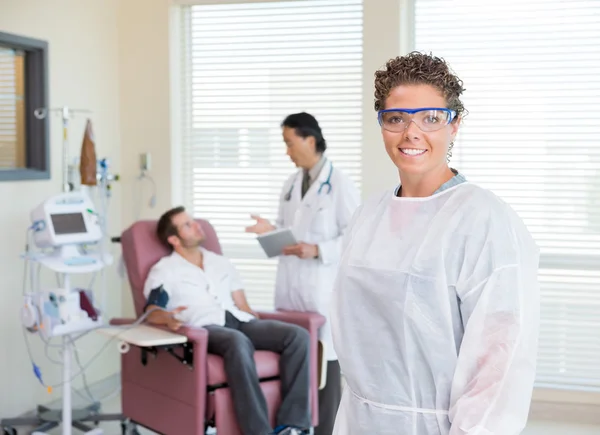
left=256, top=228, right=298, bottom=258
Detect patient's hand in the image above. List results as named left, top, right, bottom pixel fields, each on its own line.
left=167, top=306, right=187, bottom=331
left=167, top=317, right=183, bottom=331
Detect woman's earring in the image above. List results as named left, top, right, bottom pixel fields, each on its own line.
left=447, top=141, right=454, bottom=163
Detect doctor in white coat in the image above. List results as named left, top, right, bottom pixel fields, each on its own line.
left=246, top=112, right=360, bottom=435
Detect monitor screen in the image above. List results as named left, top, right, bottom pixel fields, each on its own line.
left=50, top=212, right=88, bottom=235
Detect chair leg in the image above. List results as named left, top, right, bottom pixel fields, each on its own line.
left=120, top=419, right=142, bottom=435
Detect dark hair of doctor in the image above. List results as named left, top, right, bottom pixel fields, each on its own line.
left=281, top=112, right=327, bottom=154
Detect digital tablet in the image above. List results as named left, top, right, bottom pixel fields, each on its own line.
left=257, top=228, right=297, bottom=258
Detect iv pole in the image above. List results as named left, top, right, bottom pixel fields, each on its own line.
left=32, top=105, right=101, bottom=435
left=34, top=106, right=92, bottom=192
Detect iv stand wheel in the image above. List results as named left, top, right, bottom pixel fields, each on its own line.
left=120, top=420, right=140, bottom=435
left=2, top=427, right=17, bottom=435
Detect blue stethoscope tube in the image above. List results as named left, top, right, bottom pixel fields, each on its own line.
left=284, top=163, right=333, bottom=201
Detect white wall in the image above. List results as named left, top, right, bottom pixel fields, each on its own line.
left=361, top=0, right=411, bottom=194
left=117, top=0, right=173, bottom=317
left=0, top=0, right=122, bottom=418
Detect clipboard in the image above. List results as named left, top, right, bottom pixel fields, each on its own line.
left=257, top=228, right=297, bottom=258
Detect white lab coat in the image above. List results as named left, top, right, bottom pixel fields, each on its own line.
left=331, top=183, right=540, bottom=434
left=274, top=159, right=360, bottom=361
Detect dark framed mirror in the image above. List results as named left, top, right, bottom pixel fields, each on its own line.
left=0, top=31, right=49, bottom=182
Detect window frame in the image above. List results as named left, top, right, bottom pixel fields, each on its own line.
left=0, top=31, right=50, bottom=182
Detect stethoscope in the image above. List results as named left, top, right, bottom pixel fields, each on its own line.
left=284, top=162, right=333, bottom=201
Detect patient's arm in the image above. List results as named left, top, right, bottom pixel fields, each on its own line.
left=143, top=283, right=187, bottom=330
left=145, top=304, right=187, bottom=331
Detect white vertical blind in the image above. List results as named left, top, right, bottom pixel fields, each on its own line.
left=0, top=48, right=18, bottom=168
left=415, top=0, right=600, bottom=391
left=178, top=0, right=363, bottom=309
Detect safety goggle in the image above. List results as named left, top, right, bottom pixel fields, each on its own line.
left=377, top=108, right=457, bottom=133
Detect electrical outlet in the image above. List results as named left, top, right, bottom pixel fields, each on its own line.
left=139, top=152, right=151, bottom=172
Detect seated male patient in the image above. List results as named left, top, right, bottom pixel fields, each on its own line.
left=144, top=206, right=312, bottom=435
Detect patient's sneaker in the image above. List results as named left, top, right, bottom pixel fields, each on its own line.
left=271, top=425, right=310, bottom=435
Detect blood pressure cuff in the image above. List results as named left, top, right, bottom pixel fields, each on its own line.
left=144, top=284, right=169, bottom=311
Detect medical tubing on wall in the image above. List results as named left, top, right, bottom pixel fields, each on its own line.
left=133, top=172, right=157, bottom=221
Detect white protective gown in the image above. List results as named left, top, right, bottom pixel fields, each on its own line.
left=331, top=182, right=540, bottom=435
left=274, top=159, right=360, bottom=361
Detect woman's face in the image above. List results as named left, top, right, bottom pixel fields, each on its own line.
left=382, top=84, right=459, bottom=177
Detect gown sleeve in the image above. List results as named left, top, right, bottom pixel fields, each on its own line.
left=448, top=210, right=540, bottom=435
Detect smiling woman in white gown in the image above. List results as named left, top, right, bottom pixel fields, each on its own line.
left=330, top=52, right=540, bottom=435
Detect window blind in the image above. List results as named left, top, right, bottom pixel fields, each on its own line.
left=0, top=48, right=20, bottom=169
left=415, top=0, right=600, bottom=391
left=178, top=0, right=363, bottom=309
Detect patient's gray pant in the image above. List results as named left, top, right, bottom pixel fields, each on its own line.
left=205, top=311, right=311, bottom=435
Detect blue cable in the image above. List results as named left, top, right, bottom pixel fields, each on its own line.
left=33, top=363, right=44, bottom=385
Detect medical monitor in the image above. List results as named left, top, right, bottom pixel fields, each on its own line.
left=51, top=212, right=88, bottom=235
left=31, top=192, right=102, bottom=249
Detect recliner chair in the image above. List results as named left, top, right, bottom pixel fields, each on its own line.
left=111, top=219, right=326, bottom=435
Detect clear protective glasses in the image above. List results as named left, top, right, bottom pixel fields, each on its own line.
left=378, top=107, right=457, bottom=133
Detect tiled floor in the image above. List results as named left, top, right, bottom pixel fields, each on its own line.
left=524, top=421, right=600, bottom=435
left=36, top=378, right=600, bottom=434
left=44, top=398, right=600, bottom=435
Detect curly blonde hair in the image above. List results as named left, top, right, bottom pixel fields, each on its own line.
left=374, top=51, right=466, bottom=118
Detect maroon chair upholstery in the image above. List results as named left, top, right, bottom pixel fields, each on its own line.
left=111, top=219, right=325, bottom=435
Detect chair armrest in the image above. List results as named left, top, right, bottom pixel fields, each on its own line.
left=111, top=318, right=209, bottom=434
left=256, top=310, right=326, bottom=331
left=109, top=318, right=209, bottom=346
left=256, top=310, right=326, bottom=426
